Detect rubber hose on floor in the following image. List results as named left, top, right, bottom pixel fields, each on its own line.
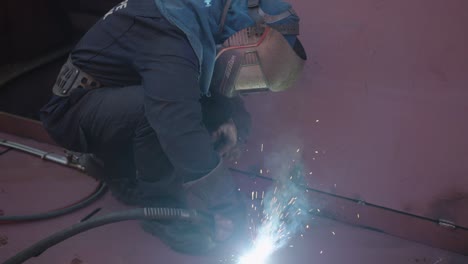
left=3, top=208, right=201, bottom=264
left=0, top=183, right=107, bottom=223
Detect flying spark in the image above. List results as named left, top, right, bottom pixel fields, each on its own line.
left=238, top=160, right=309, bottom=264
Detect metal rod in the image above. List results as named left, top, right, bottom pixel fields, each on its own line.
left=0, top=138, right=84, bottom=171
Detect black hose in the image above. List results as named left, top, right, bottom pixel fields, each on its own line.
left=3, top=208, right=200, bottom=264
left=0, top=182, right=107, bottom=223
left=0, top=138, right=105, bottom=223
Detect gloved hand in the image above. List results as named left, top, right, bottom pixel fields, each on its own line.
left=201, top=92, right=251, bottom=161
left=212, top=118, right=238, bottom=158
left=142, top=160, right=247, bottom=255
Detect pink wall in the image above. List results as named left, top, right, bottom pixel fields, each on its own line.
left=238, top=0, right=468, bottom=226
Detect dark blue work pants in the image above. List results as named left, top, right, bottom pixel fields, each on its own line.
left=42, top=85, right=174, bottom=184
left=40, top=3, right=200, bottom=187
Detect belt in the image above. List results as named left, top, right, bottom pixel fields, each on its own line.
left=52, top=57, right=101, bottom=97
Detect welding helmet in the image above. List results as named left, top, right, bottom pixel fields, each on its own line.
left=210, top=0, right=307, bottom=98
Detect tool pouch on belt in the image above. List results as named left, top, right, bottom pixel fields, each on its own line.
left=52, top=57, right=101, bottom=97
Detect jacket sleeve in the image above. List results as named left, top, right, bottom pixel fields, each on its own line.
left=138, top=56, right=220, bottom=183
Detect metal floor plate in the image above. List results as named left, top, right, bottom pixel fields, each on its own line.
left=0, top=132, right=467, bottom=263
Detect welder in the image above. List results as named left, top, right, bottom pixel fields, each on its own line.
left=39, top=0, right=306, bottom=255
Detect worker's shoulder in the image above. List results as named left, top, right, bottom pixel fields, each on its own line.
left=123, top=0, right=162, bottom=18
left=260, top=0, right=294, bottom=15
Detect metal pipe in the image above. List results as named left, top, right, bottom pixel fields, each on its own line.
left=0, top=138, right=84, bottom=171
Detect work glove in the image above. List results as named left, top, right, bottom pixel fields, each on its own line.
left=201, top=93, right=252, bottom=161
left=212, top=118, right=239, bottom=159
left=141, top=160, right=247, bottom=255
